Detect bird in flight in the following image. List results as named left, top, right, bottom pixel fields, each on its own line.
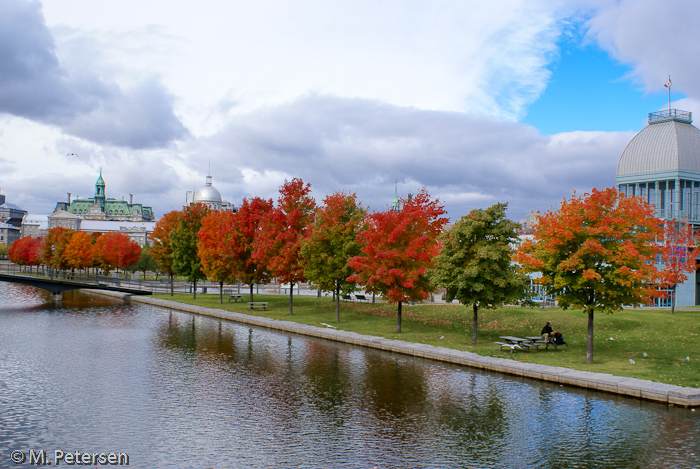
left=66, top=153, right=79, bottom=157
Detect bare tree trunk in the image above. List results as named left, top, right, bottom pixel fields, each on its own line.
left=396, top=301, right=402, bottom=332
left=289, top=282, right=294, bottom=314
left=335, top=284, right=340, bottom=322
left=193, top=279, right=197, bottom=299
left=671, top=285, right=676, bottom=314
left=219, top=281, right=224, bottom=304
left=472, top=304, right=478, bottom=345
left=249, top=284, right=254, bottom=303
left=586, top=308, right=594, bottom=363
left=170, top=274, right=174, bottom=296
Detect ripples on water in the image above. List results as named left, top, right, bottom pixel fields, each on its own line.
left=1, top=283, right=699, bottom=468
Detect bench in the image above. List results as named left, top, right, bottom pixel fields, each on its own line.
left=248, top=302, right=268, bottom=311
left=228, top=295, right=244, bottom=302
left=342, top=294, right=354, bottom=301
left=354, top=294, right=369, bottom=302
left=494, top=341, right=522, bottom=353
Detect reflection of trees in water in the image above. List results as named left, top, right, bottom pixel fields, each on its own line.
left=153, top=313, right=302, bottom=418
left=431, top=373, right=508, bottom=466
left=532, top=393, right=687, bottom=468
left=299, top=341, right=350, bottom=416
left=360, top=354, right=428, bottom=419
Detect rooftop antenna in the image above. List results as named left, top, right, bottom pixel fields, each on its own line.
left=664, top=75, right=672, bottom=113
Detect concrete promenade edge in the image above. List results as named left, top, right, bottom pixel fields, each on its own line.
left=95, top=290, right=700, bottom=408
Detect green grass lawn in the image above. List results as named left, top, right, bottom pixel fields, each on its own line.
left=152, top=293, right=700, bottom=388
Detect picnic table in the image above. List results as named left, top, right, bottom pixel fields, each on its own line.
left=496, top=336, right=545, bottom=353
left=228, top=294, right=244, bottom=303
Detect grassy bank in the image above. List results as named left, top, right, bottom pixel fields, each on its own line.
left=152, top=293, right=700, bottom=388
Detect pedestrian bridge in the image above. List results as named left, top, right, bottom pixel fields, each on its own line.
left=0, top=264, right=153, bottom=296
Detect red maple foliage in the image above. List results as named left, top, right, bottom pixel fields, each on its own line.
left=658, top=219, right=698, bottom=314
left=348, top=188, right=448, bottom=332
left=228, top=197, right=274, bottom=302
left=253, top=179, right=316, bottom=314
left=8, top=236, right=43, bottom=272
left=93, top=232, right=142, bottom=274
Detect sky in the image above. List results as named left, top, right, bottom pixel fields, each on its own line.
left=1, top=0, right=699, bottom=223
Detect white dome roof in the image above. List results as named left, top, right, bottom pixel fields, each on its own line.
left=617, top=120, right=700, bottom=176
left=193, top=176, right=222, bottom=203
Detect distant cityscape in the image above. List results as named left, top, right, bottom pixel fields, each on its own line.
left=2, top=108, right=700, bottom=306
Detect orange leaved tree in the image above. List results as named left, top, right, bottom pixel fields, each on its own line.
left=41, top=227, right=75, bottom=276
left=348, top=189, right=448, bottom=332
left=514, top=188, right=662, bottom=362
left=198, top=210, right=238, bottom=303
left=151, top=210, right=183, bottom=295
left=64, top=231, right=95, bottom=274
left=659, top=219, right=698, bottom=314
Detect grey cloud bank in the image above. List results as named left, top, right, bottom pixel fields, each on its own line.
left=0, top=0, right=697, bottom=223
left=0, top=0, right=188, bottom=149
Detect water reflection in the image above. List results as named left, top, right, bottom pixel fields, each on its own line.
left=1, top=283, right=699, bottom=468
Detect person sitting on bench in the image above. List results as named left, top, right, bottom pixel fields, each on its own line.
left=541, top=321, right=555, bottom=344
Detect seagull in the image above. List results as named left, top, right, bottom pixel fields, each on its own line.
left=629, top=359, right=635, bottom=364
left=643, top=352, right=648, bottom=358
left=610, top=337, right=614, bottom=341
left=320, top=323, right=337, bottom=329
left=686, top=356, right=690, bottom=361
left=66, top=153, right=79, bottom=157
left=439, top=336, right=444, bottom=339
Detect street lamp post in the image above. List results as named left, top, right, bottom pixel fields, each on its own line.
left=50, top=245, right=56, bottom=280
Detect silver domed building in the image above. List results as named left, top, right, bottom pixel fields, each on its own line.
left=185, top=175, right=236, bottom=212
left=617, top=109, right=700, bottom=222
left=616, top=108, right=700, bottom=306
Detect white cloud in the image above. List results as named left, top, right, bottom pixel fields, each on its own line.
left=583, top=0, right=700, bottom=98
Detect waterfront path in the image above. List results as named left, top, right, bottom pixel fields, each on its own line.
left=96, top=290, right=700, bottom=408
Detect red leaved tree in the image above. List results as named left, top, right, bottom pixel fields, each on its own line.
left=109, top=233, right=142, bottom=273
left=228, top=197, right=274, bottom=302
left=93, top=232, right=142, bottom=275
left=198, top=210, right=238, bottom=303
left=253, top=179, right=316, bottom=314
left=348, top=189, right=448, bottom=332
left=659, top=219, right=698, bottom=314
left=8, top=236, right=43, bottom=273
left=151, top=210, right=183, bottom=295
left=515, top=188, right=663, bottom=362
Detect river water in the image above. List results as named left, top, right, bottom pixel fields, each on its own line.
left=1, top=282, right=699, bottom=468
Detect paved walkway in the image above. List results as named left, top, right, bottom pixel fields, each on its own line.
left=98, top=291, right=700, bottom=408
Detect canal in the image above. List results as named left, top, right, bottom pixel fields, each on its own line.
left=1, top=282, right=699, bottom=468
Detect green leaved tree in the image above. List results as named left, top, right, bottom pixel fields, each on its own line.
left=431, top=203, right=527, bottom=344
left=171, top=203, right=210, bottom=299
left=301, top=191, right=366, bottom=322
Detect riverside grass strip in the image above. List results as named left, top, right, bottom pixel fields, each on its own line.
left=145, top=293, right=700, bottom=390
